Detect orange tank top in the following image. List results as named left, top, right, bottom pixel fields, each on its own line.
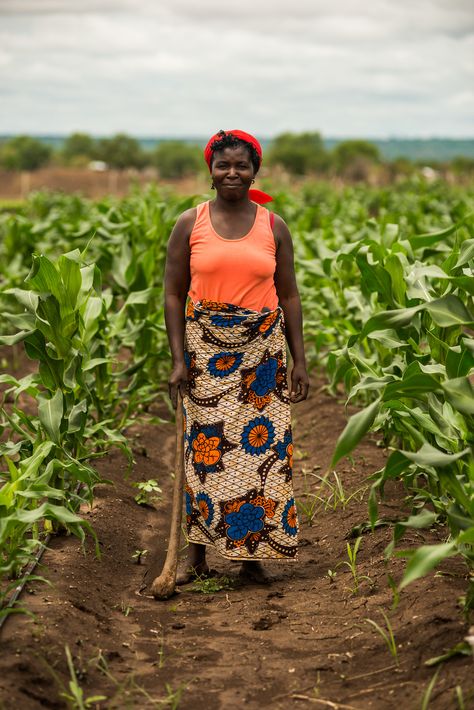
left=188, top=201, right=278, bottom=312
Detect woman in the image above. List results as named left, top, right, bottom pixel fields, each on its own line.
left=164, top=129, right=309, bottom=584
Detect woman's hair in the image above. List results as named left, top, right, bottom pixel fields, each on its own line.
left=209, top=130, right=260, bottom=173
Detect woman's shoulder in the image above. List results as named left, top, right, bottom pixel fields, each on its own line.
left=265, top=210, right=292, bottom=248
left=172, top=205, right=201, bottom=236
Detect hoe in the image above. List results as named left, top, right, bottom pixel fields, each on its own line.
left=151, top=390, right=184, bottom=599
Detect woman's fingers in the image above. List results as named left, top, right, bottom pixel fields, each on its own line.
left=168, top=381, right=178, bottom=409
left=290, top=374, right=309, bottom=402
left=169, top=378, right=187, bottom=409
left=169, top=361, right=189, bottom=410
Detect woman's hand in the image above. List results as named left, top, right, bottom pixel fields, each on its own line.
left=168, top=361, right=188, bottom=409
left=290, top=363, right=309, bottom=403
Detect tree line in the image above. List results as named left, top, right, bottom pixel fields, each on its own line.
left=0, top=132, right=473, bottom=178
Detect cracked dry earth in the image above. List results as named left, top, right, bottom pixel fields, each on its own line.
left=0, top=374, right=473, bottom=709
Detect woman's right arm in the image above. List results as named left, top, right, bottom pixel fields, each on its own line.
left=164, top=207, right=196, bottom=408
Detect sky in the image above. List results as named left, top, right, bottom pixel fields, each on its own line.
left=0, top=0, right=473, bottom=139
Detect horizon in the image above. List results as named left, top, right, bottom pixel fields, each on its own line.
left=2, top=133, right=474, bottom=142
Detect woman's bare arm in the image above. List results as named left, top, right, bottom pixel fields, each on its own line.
left=273, top=214, right=309, bottom=403
left=164, top=207, right=196, bottom=406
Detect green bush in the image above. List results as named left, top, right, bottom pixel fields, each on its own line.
left=0, top=136, right=52, bottom=171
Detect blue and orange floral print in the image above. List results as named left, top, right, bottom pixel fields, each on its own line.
left=210, top=312, right=248, bottom=328
left=239, top=349, right=289, bottom=412
left=208, top=351, right=244, bottom=378
left=274, top=428, right=292, bottom=461
left=185, top=488, right=193, bottom=516
left=183, top=300, right=299, bottom=560
left=188, top=420, right=237, bottom=483
left=225, top=502, right=265, bottom=540
left=213, top=488, right=281, bottom=555
left=252, top=357, right=278, bottom=396
left=195, top=492, right=215, bottom=527
left=282, top=497, right=298, bottom=537
left=241, top=416, right=276, bottom=455
left=243, top=309, right=280, bottom=341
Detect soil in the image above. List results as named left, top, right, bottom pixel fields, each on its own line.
left=0, top=372, right=472, bottom=710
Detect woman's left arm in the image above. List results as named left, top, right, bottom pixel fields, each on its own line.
left=273, top=214, right=309, bottom=403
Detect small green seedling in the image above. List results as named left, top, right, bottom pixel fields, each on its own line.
left=59, top=645, right=107, bottom=709
left=325, top=569, right=337, bottom=583
left=120, top=601, right=133, bottom=616
left=191, top=574, right=234, bottom=594
left=336, top=536, right=372, bottom=594
left=420, top=667, right=441, bottom=710
left=133, top=479, right=162, bottom=505
left=132, top=548, right=148, bottom=564
left=364, top=610, right=398, bottom=665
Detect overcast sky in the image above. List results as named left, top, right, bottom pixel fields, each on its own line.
left=0, top=0, right=473, bottom=138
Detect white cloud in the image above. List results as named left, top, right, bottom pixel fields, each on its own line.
left=0, top=0, right=472, bottom=136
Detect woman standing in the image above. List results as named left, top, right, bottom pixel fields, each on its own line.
left=164, top=129, right=309, bottom=584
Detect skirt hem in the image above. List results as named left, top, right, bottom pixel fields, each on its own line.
left=186, top=535, right=299, bottom=562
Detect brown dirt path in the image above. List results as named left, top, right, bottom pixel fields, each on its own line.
left=0, top=375, right=472, bottom=709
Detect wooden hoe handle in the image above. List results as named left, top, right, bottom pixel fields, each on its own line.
left=151, top=390, right=185, bottom=599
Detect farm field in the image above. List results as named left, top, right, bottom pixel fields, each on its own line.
left=0, top=180, right=473, bottom=708
left=0, top=369, right=472, bottom=709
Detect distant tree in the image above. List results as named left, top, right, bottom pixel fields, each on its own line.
left=267, top=132, right=329, bottom=175
left=62, top=132, right=96, bottom=165
left=387, top=157, right=415, bottom=181
left=152, top=141, right=202, bottom=179
left=451, top=156, right=474, bottom=176
left=331, top=140, right=380, bottom=180
left=0, top=135, right=52, bottom=171
left=97, top=133, right=145, bottom=169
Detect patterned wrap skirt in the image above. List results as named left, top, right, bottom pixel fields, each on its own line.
left=183, top=299, right=299, bottom=561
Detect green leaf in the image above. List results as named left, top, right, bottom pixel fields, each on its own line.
left=4, top=288, right=39, bottom=313
left=446, top=345, right=474, bottom=379
left=361, top=305, right=422, bottom=338
left=401, top=442, right=470, bottom=468
left=384, top=450, right=411, bottom=479
left=331, top=397, right=381, bottom=467
left=425, top=642, right=472, bottom=667
left=383, top=361, right=441, bottom=400
left=0, top=330, right=34, bottom=345
left=124, top=287, right=159, bottom=306
left=367, top=329, right=407, bottom=349
left=384, top=254, right=406, bottom=306
left=38, top=389, right=63, bottom=444
left=425, top=294, right=474, bottom=327
left=68, top=399, right=87, bottom=434
left=458, top=527, right=474, bottom=544
left=449, top=276, right=474, bottom=296
left=58, top=254, right=82, bottom=309
left=81, top=296, right=104, bottom=343
left=409, top=220, right=463, bottom=250
left=441, top=377, right=474, bottom=415
left=399, top=542, right=457, bottom=589
left=356, top=255, right=393, bottom=303
left=25, top=254, right=62, bottom=301
left=454, top=238, right=474, bottom=268
left=368, top=485, right=378, bottom=529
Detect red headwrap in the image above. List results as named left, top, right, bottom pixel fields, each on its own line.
left=204, top=129, right=273, bottom=204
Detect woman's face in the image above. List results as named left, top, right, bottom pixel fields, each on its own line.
left=211, top=145, right=256, bottom=200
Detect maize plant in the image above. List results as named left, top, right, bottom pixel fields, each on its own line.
left=293, top=200, right=474, bottom=608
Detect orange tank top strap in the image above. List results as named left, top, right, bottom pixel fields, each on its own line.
left=189, top=201, right=208, bottom=246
